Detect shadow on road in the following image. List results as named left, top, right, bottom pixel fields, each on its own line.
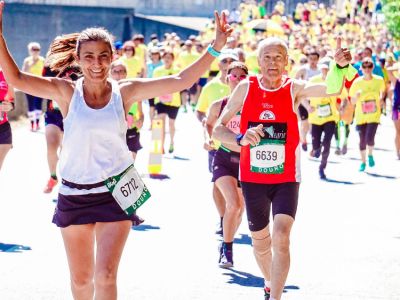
left=365, top=172, right=398, bottom=179
left=223, top=269, right=263, bottom=287
left=132, top=224, right=161, bottom=231
left=234, top=234, right=252, bottom=246
left=322, top=178, right=363, bottom=185
left=164, top=155, right=190, bottom=161
left=146, top=174, right=170, bottom=180
left=223, top=269, right=300, bottom=293
left=0, top=243, right=31, bottom=253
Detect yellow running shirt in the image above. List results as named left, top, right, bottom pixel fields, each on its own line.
left=196, top=78, right=229, bottom=113
left=153, top=66, right=181, bottom=107
left=349, top=75, right=385, bottom=125
left=119, top=56, right=142, bottom=79
left=308, top=75, right=339, bottom=125
left=25, top=56, right=45, bottom=76
left=176, top=51, right=200, bottom=69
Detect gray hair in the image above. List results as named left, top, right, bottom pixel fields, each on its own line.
left=257, top=37, right=288, bottom=58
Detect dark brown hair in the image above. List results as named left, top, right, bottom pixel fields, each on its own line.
left=47, top=28, right=113, bottom=75
left=227, top=61, right=248, bottom=75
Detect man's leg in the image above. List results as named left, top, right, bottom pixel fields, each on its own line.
left=251, top=225, right=272, bottom=282
left=270, top=214, right=295, bottom=300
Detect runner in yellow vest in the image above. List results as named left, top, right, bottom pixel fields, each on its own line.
left=22, top=42, right=45, bottom=131
left=307, top=59, right=340, bottom=179
left=119, top=41, right=143, bottom=79
left=153, top=51, right=181, bottom=153
left=349, top=57, right=386, bottom=171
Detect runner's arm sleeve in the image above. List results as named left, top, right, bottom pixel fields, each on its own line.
left=326, top=62, right=358, bottom=94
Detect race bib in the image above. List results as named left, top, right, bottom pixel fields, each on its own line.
left=361, top=100, right=377, bottom=114
left=248, top=122, right=287, bottom=174
left=317, top=103, right=332, bottom=117
left=105, top=165, right=151, bottom=216
left=159, top=94, right=173, bottom=103
left=227, top=114, right=241, bottom=134
left=250, top=141, right=285, bottom=174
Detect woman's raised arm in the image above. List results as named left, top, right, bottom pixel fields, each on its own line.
left=120, top=11, right=233, bottom=108
left=0, top=1, right=68, bottom=102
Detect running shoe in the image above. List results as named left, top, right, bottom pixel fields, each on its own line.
left=301, top=143, right=307, bottom=151
left=334, top=147, right=341, bottom=155
left=168, top=143, right=174, bottom=154
left=264, top=286, right=271, bottom=300
left=218, top=243, right=233, bottom=268
left=43, top=177, right=58, bottom=193
left=359, top=162, right=366, bottom=172
left=368, top=155, right=375, bottom=167
left=319, top=168, right=327, bottom=180
left=310, top=148, right=321, bottom=158
left=341, top=144, right=348, bottom=155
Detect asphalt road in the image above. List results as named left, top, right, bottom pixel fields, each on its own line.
left=1, top=106, right=399, bottom=300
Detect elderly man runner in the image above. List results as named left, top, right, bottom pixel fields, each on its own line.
left=213, top=37, right=355, bottom=300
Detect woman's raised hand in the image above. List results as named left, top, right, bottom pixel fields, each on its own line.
left=213, top=11, right=233, bottom=51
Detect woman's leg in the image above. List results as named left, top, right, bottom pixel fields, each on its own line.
left=0, top=144, right=12, bottom=171
left=216, top=176, right=244, bottom=244
left=94, top=221, right=131, bottom=300
left=44, top=124, right=63, bottom=193
left=393, top=119, right=400, bottom=158
left=168, top=118, right=176, bottom=152
left=61, top=224, right=96, bottom=300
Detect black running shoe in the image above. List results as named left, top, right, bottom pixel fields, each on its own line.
left=319, top=168, right=327, bottom=180
left=218, top=243, right=233, bottom=268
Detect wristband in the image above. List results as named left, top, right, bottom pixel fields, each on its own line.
left=236, top=133, right=244, bottom=146
left=207, top=44, right=221, bottom=58
left=336, top=63, right=349, bottom=69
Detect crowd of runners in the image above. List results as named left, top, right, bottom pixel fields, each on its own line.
left=1, top=0, right=399, bottom=299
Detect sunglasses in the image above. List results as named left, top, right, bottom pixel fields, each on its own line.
left=362, top=64, right=373, bottom=69
left=228, top=73, right=247, bottom=81
left=31, top=48, right=40, bottom=51
left=124, top=48, right=134, bottom=51
left=112, top=69, right=127, bottom=74
left=221, top=59, right=234, bottom=64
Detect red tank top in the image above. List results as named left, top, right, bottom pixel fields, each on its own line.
left=0, top=71, right=10, bottom=125
left=239, top=76, right=301, bottom=184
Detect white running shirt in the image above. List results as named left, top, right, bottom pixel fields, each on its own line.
left=59, top=78, right=133, bottom=195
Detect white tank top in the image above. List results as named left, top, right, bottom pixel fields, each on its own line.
left=59, top=78, right=133, bottom=195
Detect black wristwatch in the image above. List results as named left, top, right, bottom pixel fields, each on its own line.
left=236, top=133, right=244, bottom=146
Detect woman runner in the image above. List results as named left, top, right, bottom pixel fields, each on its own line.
left=207, top=61, right=248, bottom=268
left=0, top=2, right=232, bottom=298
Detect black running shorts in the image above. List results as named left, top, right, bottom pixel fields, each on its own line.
left=241, top=181, right=300, bottom=232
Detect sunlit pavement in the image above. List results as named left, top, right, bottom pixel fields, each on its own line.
left=1, top=105, right=400, bottom=300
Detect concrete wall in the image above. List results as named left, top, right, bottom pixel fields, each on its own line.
left=8, top=0, right=242, bottom=17
left=132, top=16, right=198, bottom=42
left=3, top=3, right=134, bottom=68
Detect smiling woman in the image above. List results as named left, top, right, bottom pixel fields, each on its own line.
left=0, top=0, right=233, bottom=298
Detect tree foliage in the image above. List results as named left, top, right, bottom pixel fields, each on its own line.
left=382, top=0, right=400, bottom=40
